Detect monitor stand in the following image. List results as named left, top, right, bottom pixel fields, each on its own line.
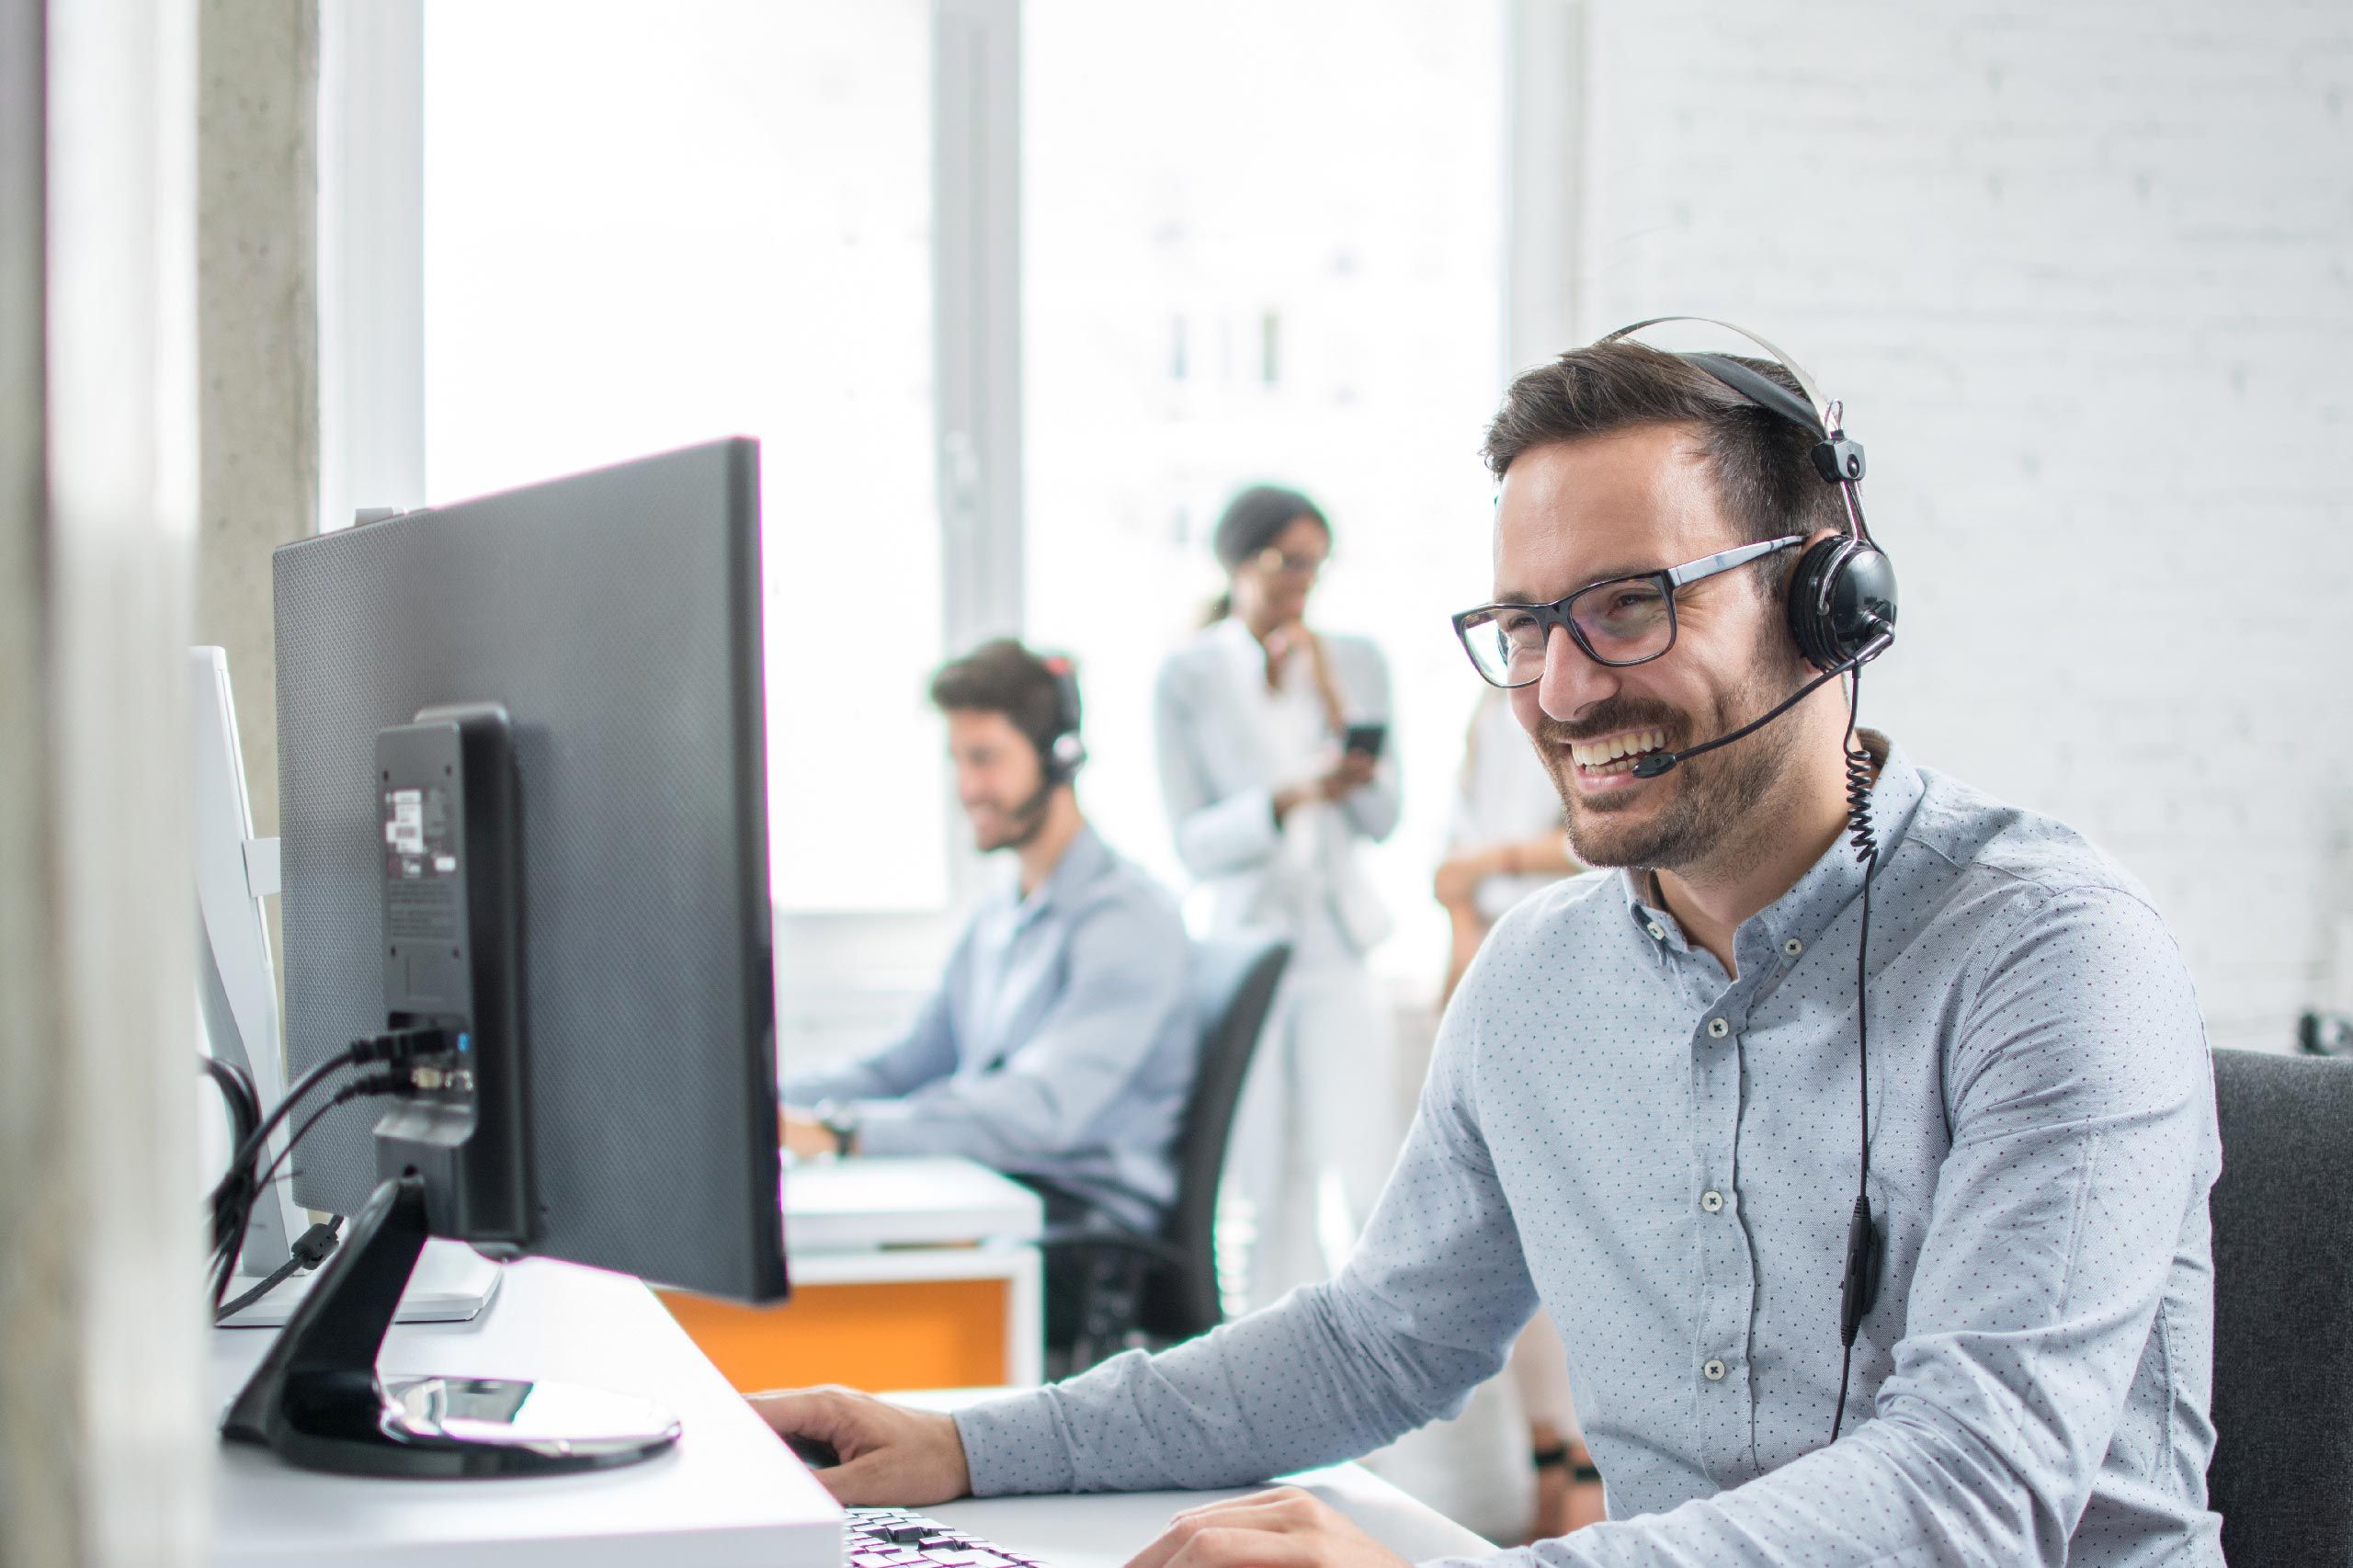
left=221, top=1175, right=682, bottom=1478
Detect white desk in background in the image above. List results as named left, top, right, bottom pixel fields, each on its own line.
left=659, top=1154, right=1046, bottom=1394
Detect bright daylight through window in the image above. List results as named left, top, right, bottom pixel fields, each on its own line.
left=1023, top=0, right=1507, bottom=977
left=423, top=0, right=945, bottom=912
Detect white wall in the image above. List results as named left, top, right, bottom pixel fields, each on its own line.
left=1565, top=0, right=2353, bottom=1052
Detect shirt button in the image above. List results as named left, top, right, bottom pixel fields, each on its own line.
left=1646, top=922, right=1665, bottom=940
left=1706, top=1017, right=1729, bottom=1039
left=1701, top=1189, right=1724, bottom=1213
left=1783, top=937, right=1804, bottom=958
left=1702, top=1358, right=1727, bottom=1382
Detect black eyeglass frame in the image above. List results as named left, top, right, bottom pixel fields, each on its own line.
left=1450, top=535, right=1804, bottom=688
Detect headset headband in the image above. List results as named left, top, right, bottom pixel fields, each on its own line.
left=1597, top=314, right=1875, bottom=549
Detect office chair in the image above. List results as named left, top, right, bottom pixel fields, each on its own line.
left=2206, top=1048, right=2353, bottom=1566
left=1045, top=935, right=1291, bottom=1372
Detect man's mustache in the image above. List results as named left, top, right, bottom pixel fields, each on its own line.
left=1529, top=700, right=1688, bottom=748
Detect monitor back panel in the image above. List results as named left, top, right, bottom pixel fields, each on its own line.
left=275, top=439, right=785, bottom=1301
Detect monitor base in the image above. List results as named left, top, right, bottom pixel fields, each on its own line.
left=221, top=1175, right=680, bottom=1478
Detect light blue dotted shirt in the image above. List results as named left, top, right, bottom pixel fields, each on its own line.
left=954, top=742, right=2224, bottom=1566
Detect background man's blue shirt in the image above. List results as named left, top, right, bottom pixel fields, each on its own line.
left=955, top=744, right=2223, bottom=1566
left=786, top=825, right=1196, bottom=1230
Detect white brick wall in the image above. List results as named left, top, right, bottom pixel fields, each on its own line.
left=1562, top=1, right=2353, bottom=1051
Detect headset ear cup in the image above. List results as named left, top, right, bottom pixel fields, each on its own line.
left=1786, top=537, right=1853, bottom=671
left=1787, top=538, right=1900, bottom=671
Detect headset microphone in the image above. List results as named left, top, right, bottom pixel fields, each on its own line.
left=1628, top=628, right=1893, bottom=779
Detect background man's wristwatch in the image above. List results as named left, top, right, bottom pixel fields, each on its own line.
left=812, top=1101, right=862, bottom=1156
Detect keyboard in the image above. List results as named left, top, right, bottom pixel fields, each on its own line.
left=846, top=1507, right=1048, bottom=1568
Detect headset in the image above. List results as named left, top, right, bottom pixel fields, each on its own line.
left=1035, top=653, right=1088, bottom=786
left=1593, top=316, right=1896, bottom=1444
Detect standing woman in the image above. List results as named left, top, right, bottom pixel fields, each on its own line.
left=1154, top=484, right=1401, bottom=1313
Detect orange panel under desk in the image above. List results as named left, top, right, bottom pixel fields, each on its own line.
left=658, top=1277, right=1011, bottom=1393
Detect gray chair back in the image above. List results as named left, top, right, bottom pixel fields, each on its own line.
left=1135, top=935, right=1290, bottom=1340
left=2207, top=1049, right=2353, bottom=1566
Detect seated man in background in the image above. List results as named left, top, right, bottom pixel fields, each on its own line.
left=780, top=640, right=1198, bottom=1321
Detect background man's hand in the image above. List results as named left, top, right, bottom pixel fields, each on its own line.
left=746, top=1385, right=972, bottom=1506
left=1126, top=1487, right=1409, bottom=1568
left=779, top=1108, right=838, bottom=1161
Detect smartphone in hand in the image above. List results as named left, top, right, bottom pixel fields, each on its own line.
left=1343, top=722, right=1388, bottom=760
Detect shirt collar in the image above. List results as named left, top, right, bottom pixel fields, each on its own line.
left=1622, top=731, right=1927, bottom=969
left=1003, top=820, right=1108, bottom=931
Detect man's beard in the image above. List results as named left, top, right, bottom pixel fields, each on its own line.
left=972, top=781, right=1054, bottom=853
left=1536, top=658, right=1811, bottom=876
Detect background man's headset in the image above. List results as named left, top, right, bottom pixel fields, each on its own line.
left=1036, top=653, right=1088, bottom=786
left=1594, top=316, right=1898, bottom=1443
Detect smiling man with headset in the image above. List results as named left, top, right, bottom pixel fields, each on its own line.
left=755, top=325, right=2222, bottom=1566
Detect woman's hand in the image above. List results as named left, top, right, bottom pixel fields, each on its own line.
left=1433, top=849, right=1502, bottom=910
left=1321, top=749, right=1378, bottom=800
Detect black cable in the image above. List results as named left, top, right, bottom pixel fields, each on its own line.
left=215, top=1216, right=345, bottom=1323
left=199, top=1055, right=263, bottom=1262
left=205, top=1051, right=422, bottom=1314
left=210, top=1074, right=403, bottom=1313
left=199, top=1055, right=261, bottom=1151
left=1829, top=668, right=1881, bottom=1445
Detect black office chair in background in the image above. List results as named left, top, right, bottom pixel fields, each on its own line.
left=2206, top=1048, right=2353, bottom=1566
left=1045, top=935, right=1291, bottom=1372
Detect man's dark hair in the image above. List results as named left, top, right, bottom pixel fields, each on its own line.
left=1483, top=342, right=1847, bottom=580
left=928, top=638, right=1063, bottom=761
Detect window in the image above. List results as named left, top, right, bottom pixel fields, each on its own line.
left=422, top=0, right=946, bottom=912
left=1022, top=0, right=1510, bottom=977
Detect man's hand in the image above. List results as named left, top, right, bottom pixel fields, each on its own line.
left=779, top=1109, right=839, bottom=1161
left=745, top=1385, right=972, bottom=1506
left=1126, top=1487, right=1410, bottom=1568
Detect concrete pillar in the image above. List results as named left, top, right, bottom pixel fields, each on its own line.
left=1, top=0, right=206, bottom=1560
left=195, top=0, right=319, bottom=838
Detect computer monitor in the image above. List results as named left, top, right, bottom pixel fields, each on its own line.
left=223, top=438, right=786, bottom=1478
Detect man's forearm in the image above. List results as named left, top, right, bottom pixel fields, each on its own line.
left=955, top=1273, right=1501, bottom=1496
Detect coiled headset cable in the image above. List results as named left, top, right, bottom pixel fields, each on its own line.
left=1828, top=664, right=1885, bottom=1442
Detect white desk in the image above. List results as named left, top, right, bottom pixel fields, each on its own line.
left=665, top=1156, right=1046, bottom=1392
left=930, top=1467, right=1496, bottom=1568
left=211, top=1259, right=1496, bottom=1568
left=893, top=1392, right=1498, bottom=1568
left=785, top=1155, right=1041, bottom=1252
left=210, top=1257, right=839, bottom=1568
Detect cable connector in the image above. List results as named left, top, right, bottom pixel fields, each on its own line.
left=348, top=1026, right=452, bottom=1064
left=288, top=1221, right=342, bottom=1268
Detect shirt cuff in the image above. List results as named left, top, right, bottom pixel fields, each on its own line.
left=952, top=1390, right=1078, bottom=1496
left=841, top=1096, right=926, bottom=1158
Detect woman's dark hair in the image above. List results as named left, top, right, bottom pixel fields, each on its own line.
left=928, top=638, right=1062, bottom=760
left=1483, top=342, right=1845, bottom=588
left=1206, top=483, right=1329, bottom=623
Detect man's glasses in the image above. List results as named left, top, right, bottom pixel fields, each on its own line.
left=1451, top=536, right=1802, bottom=688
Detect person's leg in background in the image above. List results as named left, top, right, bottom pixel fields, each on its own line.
left=1286, top=955, right=1399, bottom=1278
left=1216, top=983, right=1313, bottom=1316
left=1510, top=1313, right=1605, bottom=1539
